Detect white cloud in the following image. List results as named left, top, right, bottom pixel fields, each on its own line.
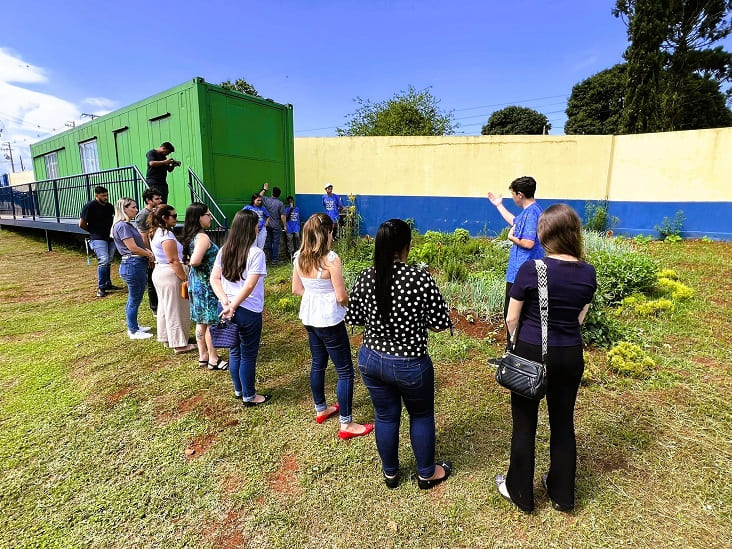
left=0, top=47, right=46, bottom=84
left=83, top=97, right=118, bottom=110
left=0, top=47, right=116, bottom=175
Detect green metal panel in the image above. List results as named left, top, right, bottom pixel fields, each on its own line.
left=30, top=77, right=294, bottom=224
left=200, top=84, right=294, bottom=223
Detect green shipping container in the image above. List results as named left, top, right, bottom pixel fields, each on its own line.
left=30, top=77, right=295, bottom=223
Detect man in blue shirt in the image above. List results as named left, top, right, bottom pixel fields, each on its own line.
left=488, top=176, right=544, bottom=339
left=284, top=195, right=301, bottom=259
left=322, top=183, right=344, bottom=235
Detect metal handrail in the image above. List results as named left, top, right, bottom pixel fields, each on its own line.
left=0, top=165, right=149, bottom=222
left=187, top=168, right=228, bottom=232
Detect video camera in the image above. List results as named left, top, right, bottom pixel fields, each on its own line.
left=169, top=159, right=182, bottom=167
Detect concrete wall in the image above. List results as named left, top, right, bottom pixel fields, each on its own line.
left=294, top=128, right=732, bottom=239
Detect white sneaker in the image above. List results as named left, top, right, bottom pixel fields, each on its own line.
left=128, top=330, right=153, bottom=340
left=138, top=326, right=152, bottom=332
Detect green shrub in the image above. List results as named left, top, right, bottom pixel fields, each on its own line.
left=584, top=230, right=632, bottom=255
left=454, top=239, right=483, bottom=257
left=607, top=342, right=655, bottom=378
left=276, top=296, right=300, bottom=314
left=589, top=249, right=658, bottom=306
left=584, top=200, right=618, bottom=233
left=443, top=258, right=468, bottom=282
left=423, top=231, right=448, bottom=243
left=453, top=228, right=470, bottom=243
left=635, top=298, right=673, bottom=316
left=633, top=234, right=654, bottom=245
left=657, top=269, right=678, bottom=280
left=408, top=241, right=440, bottom=266
left=655, top=210, right=685, bottom=240
left=582, top=306, right=624, bottom=348
left=342, top=259, right=372, bottom=290
left=657, top=277, right=694, bottom=300
left=620, top=294, right=673, bottom=316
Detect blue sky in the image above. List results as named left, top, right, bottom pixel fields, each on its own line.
left=2, top=0, right=725, bottom=173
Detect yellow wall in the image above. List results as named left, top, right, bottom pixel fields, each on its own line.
left=9, top=171, right=35, bottom=186
left=608, top=128, right=732, bottom=201
left=294, top=128, right=732, bottom=202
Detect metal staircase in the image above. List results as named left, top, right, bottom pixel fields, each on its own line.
left=187, top=168, right=228, bottom=243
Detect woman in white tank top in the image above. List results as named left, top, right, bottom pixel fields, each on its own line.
left=292, top=213, right=373, bottom=440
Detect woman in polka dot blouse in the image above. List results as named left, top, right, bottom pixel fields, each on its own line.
left=346, top=218, right=453, bottom=490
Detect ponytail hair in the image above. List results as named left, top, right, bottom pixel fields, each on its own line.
left=374, top=218, right=411, bottom=320
left=150, top=204, right=176, bottom=236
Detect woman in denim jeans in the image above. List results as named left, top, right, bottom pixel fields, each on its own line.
left=111, top=198, right=155, bottom=340
left=292, top=213, right=373, bottom=440
left=210, top=209, right=270, bottom=406
left=346, top=219, right=452, bottom=489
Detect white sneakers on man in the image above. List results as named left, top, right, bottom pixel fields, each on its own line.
left=138, top=326, right=152, bottom=332
left=128, top=330, right=153, bottom=340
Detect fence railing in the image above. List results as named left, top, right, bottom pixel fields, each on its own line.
left=187, top=168, right=228, bottom=233
left=0, top=166, right=149, bottom=222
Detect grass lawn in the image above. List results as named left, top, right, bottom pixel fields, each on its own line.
left=0, top=228, right=730, bottom=548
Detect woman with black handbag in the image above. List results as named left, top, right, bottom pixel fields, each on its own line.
left=495, top=204, right=596, bottom=513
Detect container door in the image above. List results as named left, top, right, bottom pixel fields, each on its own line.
left=114, top=128, right=133, bottom=168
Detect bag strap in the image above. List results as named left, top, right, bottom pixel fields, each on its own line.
left=535, top=259, right=549, bottom=362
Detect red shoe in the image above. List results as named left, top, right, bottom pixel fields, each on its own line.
left=338, top=423, right=374, bottom=440
left=316, top=403, right=339, bottom=424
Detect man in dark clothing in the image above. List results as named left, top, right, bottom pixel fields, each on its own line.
left=145, top=142, right=179, bottom=203
left=259, top=181, right=287, bottom=264
left=135, top=188, right=162, bottom=315
left=79, top=185, right=118, bottom=298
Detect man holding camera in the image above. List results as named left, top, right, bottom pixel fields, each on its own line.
left=145, top=141, right=180, bottom=204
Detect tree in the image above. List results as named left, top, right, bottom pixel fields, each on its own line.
left=481, top=106, right=550, bottom=135
left=337, top=86, right=456, bottom=136
left=614, top=0, right=732, bottom=132
left=220, top=78, right=261, bottom=97
left=614, top=0, right=668, bottom=133
left=565, top=65, right=627, bottom=134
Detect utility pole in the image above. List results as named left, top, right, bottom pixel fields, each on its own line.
left=2, top=142, right=15, bottom=172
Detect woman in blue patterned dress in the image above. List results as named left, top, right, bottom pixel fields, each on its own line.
left=182, top=202, right=227, bottom=370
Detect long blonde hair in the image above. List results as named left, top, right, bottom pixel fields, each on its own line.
left=111, top=197, right=135, bottom=236
left=297, top=213, right=333, bottom=275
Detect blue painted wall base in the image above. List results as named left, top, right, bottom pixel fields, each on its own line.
left=296, top=194, right=732, bottom=240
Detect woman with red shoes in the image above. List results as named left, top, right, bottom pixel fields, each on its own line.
left=347, top=219, right=453, bottom=489
left=292, top=213, right=372, bottom=440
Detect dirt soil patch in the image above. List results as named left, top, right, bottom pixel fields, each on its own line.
left=184, top=433, right=216, bottom=461
left=450, top=310, right=505, bottom=343
left=203, top=510, right=246, bottom=548
left=106, top=385, right=136, bottom=404
left=266, top=453, right=301, bottom=497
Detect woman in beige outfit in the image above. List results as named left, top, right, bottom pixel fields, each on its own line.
left=149, top=204, right=195, bottom=354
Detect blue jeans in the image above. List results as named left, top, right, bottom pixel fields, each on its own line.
left=358, top=346, right=436, bottom=478
left=266, top=227, right=281, bottom=262
left=305, top=322, right=354, bottom=424
left=228, top=306, right=262, bottom=400
left=119, top=256, right=148, bottom=332
left=89, top=239, right=116, bottom=289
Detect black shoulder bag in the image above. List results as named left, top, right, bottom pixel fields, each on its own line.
left=494, top=259, right=548, bottom=400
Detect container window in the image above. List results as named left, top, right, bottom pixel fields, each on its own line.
left=79, top=139, right=99, bottom=174
left=44, top=152, right=59, bottom=179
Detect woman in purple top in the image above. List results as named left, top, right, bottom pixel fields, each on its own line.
left=495, top=204, right=597, bottom=513
left=243, top=194, right=269, bottom=250
left=111, top=198, right=156, bottom=340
